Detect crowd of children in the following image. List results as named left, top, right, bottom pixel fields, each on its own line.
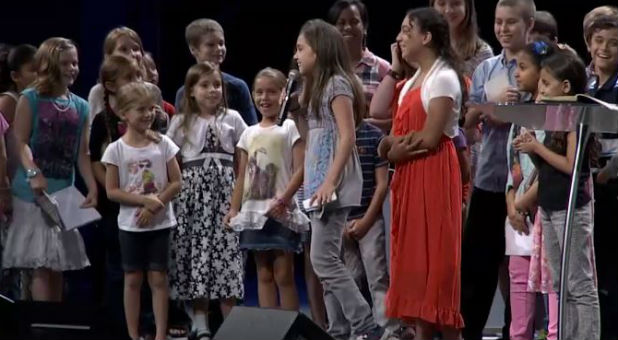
left=1, top=1, right=618, bottom=340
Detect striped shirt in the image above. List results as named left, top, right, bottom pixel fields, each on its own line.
left=349, top=121, right=388, bottom=220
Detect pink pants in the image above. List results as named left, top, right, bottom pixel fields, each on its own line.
left=509, top=256, right=558, bottom=340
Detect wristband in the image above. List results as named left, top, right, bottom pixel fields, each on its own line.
left=388, top=69, right=404, bottom=81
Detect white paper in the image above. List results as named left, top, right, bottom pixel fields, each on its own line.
left=49, top=186, right=101, bottom=230
left=484, top=69, right=511, bottom=103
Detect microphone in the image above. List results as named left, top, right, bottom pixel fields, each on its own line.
left=278, top=70, right=299, bottom=126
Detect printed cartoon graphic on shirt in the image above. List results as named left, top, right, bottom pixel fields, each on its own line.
left=127, top=159, right=160, bottom=195
left=244, top=134, right=283, bottom=201
left=32, top=101, right=81, bottom=179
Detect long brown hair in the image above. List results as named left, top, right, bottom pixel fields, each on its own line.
left=102, top=27, right=146, bottom=78
left=32, top=37, right=77, bottom=96
left=407, top=8, right=468, bottom=107
left=429, top=0, right=482, bottom=61
left=298, top=19, right=365, bottom=126
left=180, top=62, right=228, bottom=143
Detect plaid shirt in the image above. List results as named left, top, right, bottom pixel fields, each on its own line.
left=355, top=49, right=391, bottom=105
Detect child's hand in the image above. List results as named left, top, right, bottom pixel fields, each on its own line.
left=223, top=209, right=238, bottom=228
left=142, top=194, right=164, bottom=214
left=387, top=136, right=425, bottom=163
left=80, top=190, right=98, bottom=209
left=346, top=219, right=371, bottom=241
left=29, top=173, right=48, bottom=196
left=508, top=210, right=529, bottom=235
left=136, top=208, right=153, bottom=227
left=596, top=168, right=612, bottom=184
left=310, top=181, right=336, bottom=207
left=266, top=197, right=287, bottom=220
left=390, top=42, right=403, bottom=75
left=501, top=87, right=521, bottom=103
left=513, top=130, right=539, bottom=154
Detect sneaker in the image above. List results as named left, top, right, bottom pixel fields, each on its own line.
left=354, top=326, right=384, bottom=340
left=379, top=326, right=415, bottom=340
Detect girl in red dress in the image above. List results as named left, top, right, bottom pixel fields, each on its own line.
left=378, top=7, right=467, bottom=339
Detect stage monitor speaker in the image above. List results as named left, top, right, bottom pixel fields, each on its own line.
left=213, top=306, right=334, bottom=340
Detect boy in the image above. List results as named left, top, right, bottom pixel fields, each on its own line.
left=329, top=120, right=390, bottom=338
left=586, top=10, right=618, bottom=340
left=175, top=19, right=257, bottom=126
left=461, top=1, right=535, bottom=339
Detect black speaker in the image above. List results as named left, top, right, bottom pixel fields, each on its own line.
left=213, top=306, right=334, bottom=340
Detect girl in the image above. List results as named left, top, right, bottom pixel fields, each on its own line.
left=167, top=62, right=246, bottom=340
left=89, top=54, right=141, bottom=334
left=1, top=37, right=97, bottom=302
left=377, top=8, right=466, bottom=339
left=102, top=81, right=181, bottom=340
left=430, top=0, right=493, bottom=76
left=88, top=26, right=145, bottom=123
left=292, top=19, right=379, bottom=340
left=513, top=50, right=600, bottom=340
left=143, top=51, right=176, bottom=118
left=507, top=39, right=554, bottom=340
left=0, top=44, right=37, bottom=180
left=224, top=67, right=308, bottom=311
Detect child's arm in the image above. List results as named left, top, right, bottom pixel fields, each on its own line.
left=279, top=139, right=305, bottom=203
left=348, top=164, right=389, bottom=240
left=515, top=180, right=538, bottom=213
left=13, top=96, right=46, bottom=195
left=456, top=148, right=471, bottom=185
left=156, top=156, right=182, bottom=206
left=92, top=162, right=106, bottom=188
left=77, top=123, right=98, bottom=208
left=0, top=136, right=10, bottom=215
left=597, top=154, right=618, bottom=184
left=506, top=188, right=528, bottom=235
left=515, top=131, right=576, bottom=175
left=370, top=42, right=403, bottom=120
left=311, top=95, right=355, bottom=206
left=224, top=148, right=247, bottom=226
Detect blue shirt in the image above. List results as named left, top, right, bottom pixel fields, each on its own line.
left=349, top=121, right=387, bottom=220
left=175, top=72, right=258, bottom=126
left=470, top=51, right=517, bottom=193
left=12, top=88, right=89, bottom=202
left=587, top=66, right=618, bottom=160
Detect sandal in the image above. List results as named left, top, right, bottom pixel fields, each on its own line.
left=168, top=325, right=189, bottom=340
left=192, top=329, right=211, bottom=340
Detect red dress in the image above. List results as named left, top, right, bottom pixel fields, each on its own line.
left=385, top=86, right=464, bottom=328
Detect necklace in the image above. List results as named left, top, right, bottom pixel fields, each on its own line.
left=52, top=93, right=72, bottom=113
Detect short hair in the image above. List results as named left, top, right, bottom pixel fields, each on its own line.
left=185, top=19, right=224, bottom=47
left=327, top=0, right=369, bottom=30
left=583, top=7, right=618, bottom=44
left=497, top=0, right=536, bottom=23
left=532, top=11, right=558, bottom=41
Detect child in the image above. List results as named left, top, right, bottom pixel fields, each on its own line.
left=530, top=11, right=558, bottom=42
left=88, top=26, right=146, bottom=124
left=291, top=19, right=380, bottom=340
left=102, top=81, right=182, bottom=340
left=513, top=50, right=600, bottom=340
left=584, top=10, right=618, bottom=340
left=224, top=67, right=308, bottom=311
left=89, top=54, right=141, bottom=334
left=175, top=19, right=257, bottom=126
left=460, top=1, right=535, bottom=338
left=377, top=7, right=466, bottom=339
left=167, top=62, right=247, bottom=340
left=507, top=39, right=554, bottom=340
left=1, top=37, right=97, bottom=302
left=340, top=116, right=391, bottom=331
left=0, top=44, right=37, bottom=180
left=143, top=51, right=176, bottom=118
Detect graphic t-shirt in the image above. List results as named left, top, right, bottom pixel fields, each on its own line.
left=230, top=119, right=309, bottom=232
left=101, top=135, right=179, bottom=232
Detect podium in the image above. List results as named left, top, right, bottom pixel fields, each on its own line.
left=492, top=96, right=618, bottom=339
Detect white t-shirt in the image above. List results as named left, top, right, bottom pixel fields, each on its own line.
left=399, top=58, right=462, bottom=138
left=229, top=120, right=309, bottom=232
left=166, top=109, right=247, bottom=160
left=101, top=135, right=180, bottom=232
